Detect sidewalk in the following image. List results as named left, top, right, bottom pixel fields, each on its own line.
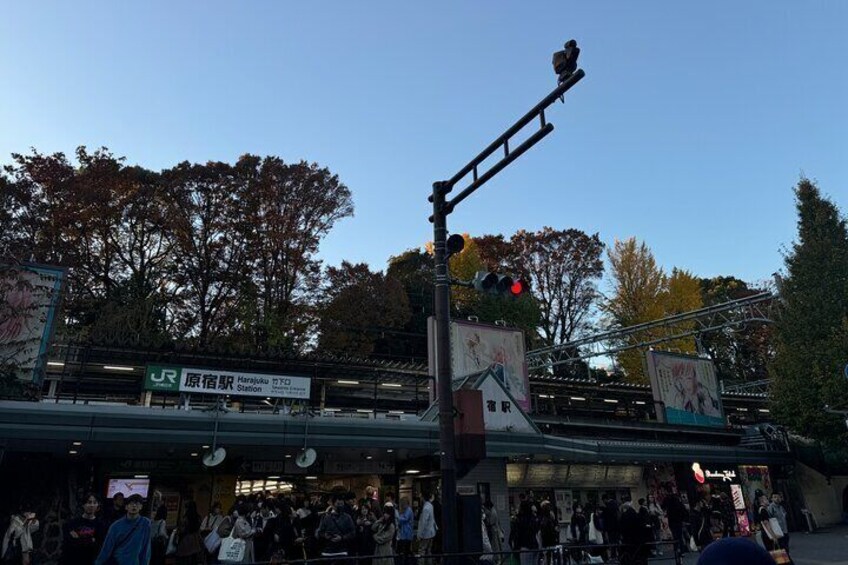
left=680, top=526, right=848, bottom=565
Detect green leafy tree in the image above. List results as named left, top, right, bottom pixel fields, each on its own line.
left=699, top=276, right=774, bottom=384
left=317, top=262, right=411, bottom=357
left=386, top=249, right=434, bottom=360
left=770, top=179, right=848, bottom=444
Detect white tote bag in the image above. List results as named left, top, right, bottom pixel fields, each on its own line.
left=218, top=530, right=246, bottom=563
left=768, top=518, right=785, bottom=540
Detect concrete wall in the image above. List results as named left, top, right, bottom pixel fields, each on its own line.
left=795, top=461, right=848, bottom=526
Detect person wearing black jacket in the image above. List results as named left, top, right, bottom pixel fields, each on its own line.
left=602, top=495, right=620, bottom=548
left=509, top=501, right=540, bottom=565
left=316, top=498, right=356, bottom=562
left=619, top=500, right=643, bottom=565
left=60, top=494, right=108, bottom=565
left=568, top=504, right=588, bottom=562
left=662, top=491, right=688, bottom=555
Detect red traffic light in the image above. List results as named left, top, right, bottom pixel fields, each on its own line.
left=509, top=281, right=527, bottom=296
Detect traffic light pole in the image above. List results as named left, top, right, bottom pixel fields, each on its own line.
left=430, top=68, right=585, bottom=555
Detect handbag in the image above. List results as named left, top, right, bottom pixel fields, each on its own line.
left=218, top=529, right=246, bottom=563
left=204, top=529, right=223, bottom=554
left=768, top=518, right=785, bottom=540
left=770, top=549, right=791, bottom=564
left=688, top=534, right=698, bottom=553
left=166, top=529, right=179, bottom=556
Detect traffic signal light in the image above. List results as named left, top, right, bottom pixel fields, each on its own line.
left=472, top=271, right=529, bottom=297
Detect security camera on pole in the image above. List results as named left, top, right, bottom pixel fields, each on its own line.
left=429, top=42, right=585, bottom=555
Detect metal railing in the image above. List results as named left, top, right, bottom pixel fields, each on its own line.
left=235, top=541, right=682, bottom=565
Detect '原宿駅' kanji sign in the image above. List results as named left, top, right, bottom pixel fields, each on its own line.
left=144, top=364, right=310, bottom=399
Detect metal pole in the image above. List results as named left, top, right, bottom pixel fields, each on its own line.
left=432, top=180, right=458, bottom=556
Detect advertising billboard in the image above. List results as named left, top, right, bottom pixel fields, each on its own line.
left=0, top=263, right=65, bottom=383
left=449, top=319, right=530, bottom=412
left=646, top=351, right=724, bottom=427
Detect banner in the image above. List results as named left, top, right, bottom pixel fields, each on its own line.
left=0, top=263, right=65, bottom=383
left=447, top=320, right=530, bottom=412
left=144, top=364, right=311, bottom=399
left=646, top=351, right=724, bottom=427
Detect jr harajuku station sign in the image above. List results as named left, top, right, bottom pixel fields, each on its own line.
left=144, top=364, right=311, bottom=400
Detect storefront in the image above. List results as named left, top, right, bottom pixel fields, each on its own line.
left=506, top=462, right=646, bottom=527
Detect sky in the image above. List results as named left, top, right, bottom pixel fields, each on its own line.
left=1, top=1, right=846, bottom=287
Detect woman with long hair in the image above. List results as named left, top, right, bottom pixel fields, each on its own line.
left=150, top=505, right=168, bottom=565
left=371, top=505, right=396, bottom=565
left=175, top=500, right=204, bottom=565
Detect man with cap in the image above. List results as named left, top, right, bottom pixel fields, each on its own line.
left=95, top=493, right=151, bottom=565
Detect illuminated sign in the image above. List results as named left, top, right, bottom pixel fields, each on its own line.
left=692, top=462, right=738, bottom=483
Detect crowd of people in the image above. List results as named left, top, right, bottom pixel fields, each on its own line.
left=506, top=488, right=793, bottom=565
left=1, top=486, right=793, bottom=565
left=1, top=487, right=445, bottom=565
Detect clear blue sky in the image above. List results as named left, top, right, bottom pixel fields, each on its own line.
left=2, top=1, right=846, bottom=285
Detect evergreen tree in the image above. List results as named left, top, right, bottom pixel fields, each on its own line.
left=770, top=179, right=848, bottom=444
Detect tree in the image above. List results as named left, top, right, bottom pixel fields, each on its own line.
left=317, top=262, right=411, bottom=357
left=479, top=228, right=605, bottom=348
left=699, top=276, right=774, bottom=384
left=166, top=161, right=252, bottom=347
left=770, top=179, right=848, bottom=444
left=605, top=238, right=702, bottom=383
left=241, top=155, right=354, bottom=354
left=386, top=249, right=434, bottom=360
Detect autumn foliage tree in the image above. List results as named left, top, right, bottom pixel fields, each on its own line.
left=0, top=147, right=354, bottom=355
left=605, top=238, right=703, bottom=383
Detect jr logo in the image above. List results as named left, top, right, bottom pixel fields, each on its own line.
left=150, top=369, right=178, bottom=384
left=145, top=365, right=182, bottom=391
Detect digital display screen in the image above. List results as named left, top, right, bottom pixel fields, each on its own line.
left=106, top=478, right=150, bottom=499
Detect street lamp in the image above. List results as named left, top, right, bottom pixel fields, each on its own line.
left=430, top=46, right=585, bottom=555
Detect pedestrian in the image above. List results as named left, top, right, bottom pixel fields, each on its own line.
left=619, top=498, right=643, bottom=565
left=482, top=500, right=503, bottom=565
left=662, top=490, right=687, bottom=555
left=587, top=504, right=605, bottom=559
left=755, top=493, right=780, bottom=552
left=230, top=502, right=256, bottom=563
left=371, top=505, right=396, bottom=565
left=149, top=506, right=168, bottom=565
left=568, top=503, right=587, bottom=562
left=104, top=493, right=127, bottom=525
left=395, top=498, right=414, bottom=565
left=2, top=503, right=40, bottom=565
left=417, top=493, right=437, bottom=565
left=200, top=502, right=226, bottom=548
left=175, top=500, right=204, bottom=565
left=316, top=496, right=356, bottom=564
left=637, top=498, right=654, bottom=556
left=61, top=493, right=108, bottom=565
left=269, top=500, right=300, bottom=561
left=768, top=493, right=790, bottom=552
left=94, top=493, right=151, bottom=565
left=645, top=494, right=663, bottom=544
left=253, top=500, right=276, bottom=561
left=509, top=501, right=539, bottom=565
left=602, top=494, right=620, bottom=549
left=718, top=493, right=736, bottom=538
left=356, top=503, right=377, bottom=565
left=539, top=500, right=559, bottom=565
